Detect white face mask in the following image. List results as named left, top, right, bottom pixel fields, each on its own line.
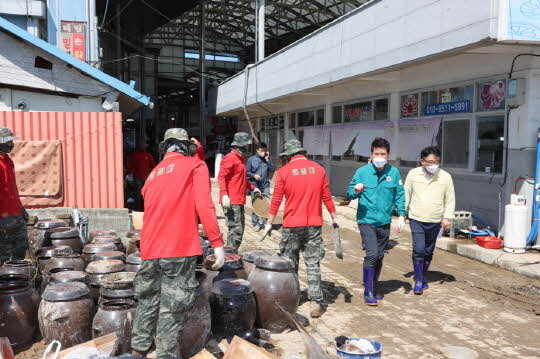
left=424, top=164, right=439, bottom=174
left=372, top=157, right=387, bottom=169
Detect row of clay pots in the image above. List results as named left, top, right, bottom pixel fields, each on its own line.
left=204, top=251, right=301, bottom=337
left=0, top=274, right=40, bottom=352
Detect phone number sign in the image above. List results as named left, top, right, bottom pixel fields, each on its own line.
left=424, top=100, right=470, bottom=115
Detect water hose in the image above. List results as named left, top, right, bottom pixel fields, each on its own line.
left=525, top=132, right=540, bottom=247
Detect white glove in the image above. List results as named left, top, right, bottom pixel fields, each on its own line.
left=253, top=188, right=262, bottom=197
left=261, top=224, right=272, bottom=240
left=397, top=216, right=406, bottom=233
left=354, top=183, right=365, bottom=194
left=212, top=246, right=225, bottom=270
left=222, top=195, right=231, bottom=209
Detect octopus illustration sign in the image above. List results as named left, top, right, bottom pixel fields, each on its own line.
left=504, top=0, right=540, bottom=41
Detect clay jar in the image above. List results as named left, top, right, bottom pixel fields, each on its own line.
left=28, top=219, right=66, bottom=259
left=41, top=267, right=76, bottom=293
left=92, top=235, right=125, bottom=253
left=0, top=274, right=30, bottom=284
left=125, top=253, right=142, bottom=272
left=38, top=282, right=96, bottom=348
left=92, top=299, right=136, bottom=354
left=248, top=255, right=300, bottom=333
left=93, top=250, right=126, bottom=262
left=44, top=253, right=85, bottom=273
left=127, top=236, right=140, bottom=255
left=51, top=270, right=89, bottom=286
left=242, top=250, right=273, bottom=276
left=126, top=230, right=141, bottom=239
left=210, top=278, right=256, bottom=338
left=45, top=227, right=83, bottom=254
left=0, top=259, right=37, bottom=279
left=204, top=253, right=247, bottom=283
left=36, top=245, right=73, bottom=273
left=82, top=243, right=117, bottom=267
left=179, top=271, right=212, bottom=358
left=0, top=281, right=40, bottom=352
left=85, top=259, right=126, bottom=301
left=98, top=272, right=136, bottom=305
left=89, top=229, right=117, bottom=240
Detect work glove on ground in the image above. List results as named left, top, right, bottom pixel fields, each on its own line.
left=354, top=183, right=365, bottom=194
left=222, top=194, right=231, bottom=209
left=397, top=216, right=406, bottom=233
left=212, top=246, right=225, bottom=270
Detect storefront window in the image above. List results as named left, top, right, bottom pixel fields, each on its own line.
left=344, top=101, right=372, bottom=122
left=260, top=118, right=266, bottom=130
left=442, top=120, right=470, bottom=168
left=332, top=105, right=342, bottom=123
left=297, top=111, right=313, bottom=127
left=374, top=98, right=389, bottom=121
left=477, top=80, right=506, bottom=112
left=422, top=86, right=474, bottom=115
left=401, top=94, right=418, bottom=118
left=316, top=109, right=325, bottom=125
left=476, top=116, right=504, bottom=173
left=289, top=113, right=296, bottom=129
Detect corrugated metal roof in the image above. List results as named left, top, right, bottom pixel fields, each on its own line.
left=0, top=16, right=151, bottom=107
left=0, top=111, right=124, bottom=209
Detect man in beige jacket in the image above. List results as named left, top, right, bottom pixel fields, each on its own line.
left=404, top=146, right=455, bottom=295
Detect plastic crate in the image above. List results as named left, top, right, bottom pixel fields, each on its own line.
left=476, top=236, right=502, bottom=249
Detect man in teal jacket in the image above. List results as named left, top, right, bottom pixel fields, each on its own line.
left=347, top=138, right=406, bottom=306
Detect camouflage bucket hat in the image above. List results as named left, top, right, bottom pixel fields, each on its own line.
left=280, top=139, right=306, bottom=156
left=0, top=127, right=19, bottom=144
left=231, top=132, right=252, bottom=147
left=160, top=128, right=189, bottom=144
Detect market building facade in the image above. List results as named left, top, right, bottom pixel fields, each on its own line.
left=213, top=0, right=540, bottom=230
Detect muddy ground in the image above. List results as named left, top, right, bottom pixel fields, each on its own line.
left=16, top=182, right=540, bottom=358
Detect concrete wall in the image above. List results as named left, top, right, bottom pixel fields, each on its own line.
left=0, top=87, right=104, bottom=112
left=27, top=207, right=131, bottom=237
left=215, top=0, right=502, bottom=114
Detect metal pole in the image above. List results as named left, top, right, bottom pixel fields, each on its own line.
left=115, top=1, right=122, bottom=79
left=256, top=0, right=265, bottom=62
left=199, top=0, right=207, bottom=146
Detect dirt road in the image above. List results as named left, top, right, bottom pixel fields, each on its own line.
left=237, top=196, right=540, bottom=359
left=15, top=183, right=540, bottom=359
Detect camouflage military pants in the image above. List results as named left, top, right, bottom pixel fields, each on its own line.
left=0, top=215, right=28, bottom=264
left=223, top=204, right=245, bottom=250
left=280, top=226, right=325, bottom=302
left=131, top=256, right=198, bottom=359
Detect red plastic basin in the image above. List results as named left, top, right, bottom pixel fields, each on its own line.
left=476, top=236, right=502, bottom=249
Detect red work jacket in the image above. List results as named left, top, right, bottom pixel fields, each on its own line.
left=218, top=150, right=254, bottom=205
left=140, top=152, right=223, bottom=259
left=127, top=151, right=156, bottom=180
left=269, top=155, right=336, bottom=227
left=0, top=153, right=22, bottom=218
left=195, top=141, right=206, bottom=162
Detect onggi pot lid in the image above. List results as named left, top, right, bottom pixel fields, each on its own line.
left=83, top=243, right=117, bottom=254
left=255, top=255, right=295, bottom=272
left=126, top=253, right=142, bottom=264
left=42, top=282, right=90, bottom=301
left=51, top=270, right=89, bottom=284
left=85, top=259, right=125, bottom=274
left=243, top=250, right=273, bottom=263
left=212, top=278, right=253, bottom=296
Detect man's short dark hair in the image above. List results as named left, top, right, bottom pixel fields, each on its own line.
left=371, top=138, right=390, bottom=153
left=421, top=146, right=441, bottom=159
left=257, top=142, right=268, bottom=149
